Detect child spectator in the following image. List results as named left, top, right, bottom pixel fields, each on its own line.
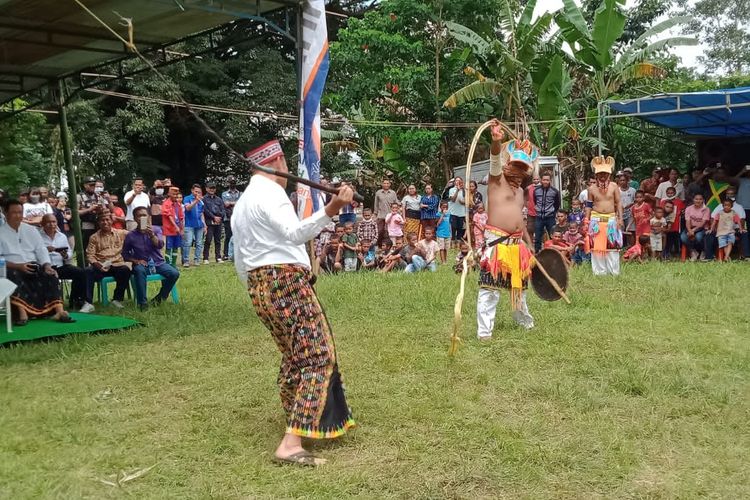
left=385, top=202, right=404, bottom=244
left=650, top=206, right=668, bottom=259
left=568, top=199, right=584, bottom=229
left=632, top=190, right=653, bottom=239
left=414, top=228, right=440, bottom=272
left=375, top=240, right=393, bottom=270
left=341, top=222, right=359, bottom=272
left=553, top=209, right=569, bottom=235
left=359, top=238, right=377, bottom=270
left=316, top=221, right=336, bottom=257
left=562, top=222, right=588, bottom=264
left=402, top=233, right=429, bottom=273
left=712, top=198, right=741, bottom=261
left=659, top=186, right=685, bottom=258
left=318, top=234, right=342, bottom=274
left=472, top=202, right=488, bottom=249
left=380, top=235, right=405, bottom=272
left=435, top=201, right=451, bottom=263
left=356, top=207, right=378, bottom=243
left=544, top=230, right=572, bottom=260
left=161, top=186, right=184, bottom=266
left=454, top=241, right=471, bottom=273
left=623, top=234, right=651, bottom=263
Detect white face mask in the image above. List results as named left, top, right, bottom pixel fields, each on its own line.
left=95, top=187, right=104, bottom=194
left=30, top=195, right=40, bottom=203
left=155, top=188, right=164, bottom=196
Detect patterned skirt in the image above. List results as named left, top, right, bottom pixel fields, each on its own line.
left=246, top=264, right=354, bottom=438
left=8, top=267, right=62, bottom=317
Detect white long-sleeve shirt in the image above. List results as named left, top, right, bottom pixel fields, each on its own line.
left=231, top=174, right=332, bottom=278
left=0, top=222, right=51, bottom=265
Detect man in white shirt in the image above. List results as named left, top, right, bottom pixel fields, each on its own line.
left=40, top=214, right=94, bottom=313
left=0, top=200, right=75, bottom=325
left=655, top=168, right=684, bottom=201
left=232, top=139, right=355, bottom=467
left=124, top=177, right=151, bottom=231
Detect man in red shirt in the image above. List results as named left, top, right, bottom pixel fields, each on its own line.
left=108, top=194, right=126, bottom=230
left=161, top=186, right=184, bottom=265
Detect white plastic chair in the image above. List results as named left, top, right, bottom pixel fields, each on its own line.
left=0, top=278, right=18, bottom=333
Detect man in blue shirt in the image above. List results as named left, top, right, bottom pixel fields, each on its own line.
left=122, top=207, right=180, bottom=310
left=182, top=184, right=205, bottom=267
left=533, top=173, right=561, bottom=253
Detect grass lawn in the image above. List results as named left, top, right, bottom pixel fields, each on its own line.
left=1, top=259, right=749, bottom=498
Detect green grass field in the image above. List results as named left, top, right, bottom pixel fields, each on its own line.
left=1, top=260, right=749, bottom=499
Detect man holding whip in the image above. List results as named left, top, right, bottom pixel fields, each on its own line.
left=232, top=140, right=356, bottom=467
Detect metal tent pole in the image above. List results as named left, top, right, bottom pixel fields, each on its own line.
left=56, top=80, right=85, bottom=267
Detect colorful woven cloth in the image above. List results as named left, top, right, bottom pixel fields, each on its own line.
left=247, top=264, right=354, bottom=438
left=478, top=226, right=534, bottom=310
left=588, top=211, right=622, bottom=253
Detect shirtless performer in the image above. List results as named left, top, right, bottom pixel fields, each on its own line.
left=476, top=122, right=539, bottom=340
left=584, top=156, right=623, bottom=275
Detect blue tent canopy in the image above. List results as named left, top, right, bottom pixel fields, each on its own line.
left=606, top=87, right=750, bottom=138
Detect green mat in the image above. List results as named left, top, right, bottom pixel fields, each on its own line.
left=0, top=313, right=138, bottom=344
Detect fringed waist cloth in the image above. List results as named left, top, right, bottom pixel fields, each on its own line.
left=587, top=211, right=623, bottom=254
left=478, top=226, right=535, bottom=310
left=246, top=264, right=355, bottom=438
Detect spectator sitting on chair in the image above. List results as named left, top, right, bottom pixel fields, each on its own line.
left=41, top=214, right=95, bottom=313
left=122, top=207, right=180, bottom=310
left=87, top=213, right=131, bottom=309
left=0, top=200, right=75, bottom=325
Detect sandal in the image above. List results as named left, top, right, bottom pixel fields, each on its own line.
left=272, top=450, right=327, bottom=467
left=13, top=318, right=28, bottom=327
left=57, top=314, right=76, bottom=324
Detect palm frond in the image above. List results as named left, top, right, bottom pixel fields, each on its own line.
left=445, top=21, right=490, bottom=57
left=443, top=80, right=503, bottom=109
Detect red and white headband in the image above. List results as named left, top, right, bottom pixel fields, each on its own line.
left=245, top=140, right=284, bottom=166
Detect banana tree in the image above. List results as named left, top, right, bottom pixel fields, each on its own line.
left=441, top=0, right=568, bottom=124
left=555, top=0, right=696, bottom=103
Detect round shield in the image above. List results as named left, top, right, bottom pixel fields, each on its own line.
left=531, top=248, right=570, bottom=301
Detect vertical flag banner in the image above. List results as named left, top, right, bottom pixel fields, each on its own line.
left=297, top=0, right=329, bottom=219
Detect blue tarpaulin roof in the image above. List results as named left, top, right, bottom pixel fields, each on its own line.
left=606, top=87, right=750, bottom=138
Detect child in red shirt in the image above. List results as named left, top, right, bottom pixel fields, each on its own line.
left=623, top=234, right=651, bottom=263
left=631, top=190, right=653, bottom=239
left=544, top=230, right=572, bottom=262
left=658, top=186, right=685, bottom=258
left=161, top=187, right=184, bottom=265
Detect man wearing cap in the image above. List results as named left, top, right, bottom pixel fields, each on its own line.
left=622, top=167, right=639, bottom=190
left=232, top=139, right=355, bottom=466
left=584, top=157, right=623, bottom=275
left=201, top=181, right=225, bottom=264
left=78, top=176, right=108, bottom=251
left=476, top=122, right=538, bottom=340
left=221, top=177, right=241, bottom=261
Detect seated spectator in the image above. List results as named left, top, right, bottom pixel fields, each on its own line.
left=385, top=202, right=404, bottom=244
left=375, top=239, right=392, bottom=270
left=400, top=233, right=427, bottom=273
left=623, top=235, right=651, bottom=263
left=123, top=207, right=180, bottom=310
left=315, top=221, right=336, bottom=258
left=317, top=234, right=342, bottom=274
left=410, top=228, right=439, bottom=272
left=41, top=214, right=94, bottom=313
left=358, top=238, right=377, bottom=270
left=0, top=200, right=75, bottom=325
left=553, top=209, right=569, bottom=235
left=562, top=223, right=588, bottom=264
left=22, top=187, right=52, bottom=226
left=682, top=193, right=710, bottom=261
left=453, top=240, right=471, bottom=274
left=650, top=207, right=668, bottom=259
left=712, top=199, right=742, bottom=261
left=87, top=213, right=131, bottom=309
left=107, top=193, right=127, bottom=230
left=435, top=201, right=451, bottom=264
left=341, top=222, right=359, bottom=272
left=472, top=203, right=488, bottom=250
left=544, top=230, right=572, bottom=261
left=380, top=236, right=405, bottom=273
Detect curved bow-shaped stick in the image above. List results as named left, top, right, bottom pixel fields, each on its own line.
left=449, top=120, right=518, bottom=357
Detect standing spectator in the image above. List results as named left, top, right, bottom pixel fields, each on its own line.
left=338, top=181, right=357, bottom=225
left=640, top=168, right=662, bottom=206
left=631, top=190, right=653, bottom=240
left=23, top=187, right=52, bottom=226
left=682, top=193, right=710, bottom=261
left=161, top=186, right=184, bottom=266
left=49, top=195, right=66, bottom=234
left=685, top=169, right=707, bottom=204
left=78, top=176, right=107, bottom=250
left=374, top=179, right=398, bottom=246
left=435, top=201, right=451, bottom=264
left=41, top=214, right=94, bottom=313
left=122, top=207, right=180, bottom=310
left=56, top=193, right=73, bottom=247
left=525, top=175, right=539, bottom=246
left=18, top=188, right=29, bottom=205
left=340, top=222, right=359, bottom=272
left=655, top=168, right=684, bottom=202
left=221, top=176, right=241, bottom=260
left=356, top=207, right=378, bottom=243
left=0, top=200, right=75, bottom=325
left=712, top=199, right=742, bottom=261
left=448, top=177, right=467, bottom=247
left=472, top=202, right=488, bottom=250
left=577, top=176, right=596, bottom=204
left=553, top=209, right=569, bottom=235
left=149, top=179, right=166, bottom=234
left=623, top=167, right=639, bottom=190
left=649, top=206, right=668, bottom=259
left=108, top=194, right=126, bottom=230
left=618, top=173, right=637, bottom=247
left=202, top=181, right=225, bottom=264
left=707, top=186, right=749, bottom=260
left=38, top=186, right=49, bottom=200
left=124, top=177, right=151, bottom=231
left=533, top=173, right=561, bottom=253
left=182, top=184, right=205, bottom=267
left=87, top=214, right=131, bottom=309
left=732, top=166, right=750, bottom=214
left=467, top=180, right=483, bottom=241
left=94, top=180, right=106, bottom=197
left=659, top=186, right=685, bottom=258
left=401, top=184, right=422, bottom=238
left=385, top=202, right=404, bottom=244
left=419, top=184, right=440, bottom=233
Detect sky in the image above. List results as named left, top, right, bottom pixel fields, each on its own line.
left=533, top=0, right=705, bottom=69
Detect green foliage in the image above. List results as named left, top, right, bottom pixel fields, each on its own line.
left=0, top=103, right=54, bottom=194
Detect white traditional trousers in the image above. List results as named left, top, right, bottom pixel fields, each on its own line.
left=591, top=250, right=620, bottom=276
left=477, top=288, right=534, bottom=339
